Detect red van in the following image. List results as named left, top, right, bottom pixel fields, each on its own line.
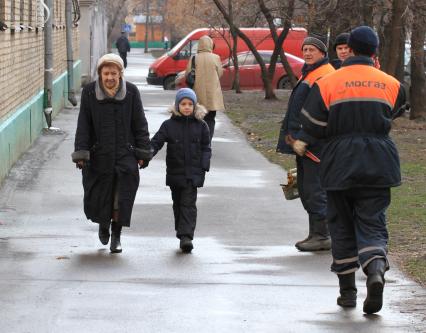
left=147, top=27, right=307, bottom=89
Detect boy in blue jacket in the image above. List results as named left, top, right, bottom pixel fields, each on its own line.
left=151, top=88, right=211, bottom=253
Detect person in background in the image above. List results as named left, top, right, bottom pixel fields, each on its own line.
left=331, top=32, right=351, bottom=69
left=72, top=54, right=151, bottom=253
left=185, top=35, right=224, bottom=142
left=150, top=88, right=211, bottom=253
left=300, top=26, right=406, bottom=314
left=276, top=35, right=335, bottom=252
left=116, top=31, right=131, bottom=68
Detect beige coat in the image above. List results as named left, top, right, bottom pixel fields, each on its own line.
left=185, top=36, right=225, bottom=111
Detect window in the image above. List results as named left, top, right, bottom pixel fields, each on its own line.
left=237, top=53, right=256, bottom=66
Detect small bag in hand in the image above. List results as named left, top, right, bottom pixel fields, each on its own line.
left=186, top=55, right=196, bottom=88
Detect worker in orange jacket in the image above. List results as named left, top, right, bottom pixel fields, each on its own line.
left=276, top=35, right=335, bottom=251
left=300, top=26, right=406, bottom=314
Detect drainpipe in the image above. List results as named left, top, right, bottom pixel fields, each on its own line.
left=43, top=0, right=53, bottom=128
left=66, top=0, right=77, bottom=106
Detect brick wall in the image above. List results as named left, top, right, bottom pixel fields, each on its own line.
left=0, top=0, right=79, bottom=119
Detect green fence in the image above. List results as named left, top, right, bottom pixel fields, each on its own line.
left=113, top=41, right=166, bottom=49
left=0, top=61, right=81, bottom=184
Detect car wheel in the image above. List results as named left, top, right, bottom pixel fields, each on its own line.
left=277, top=76, right=291, bottom=89
left=163, top=76, right=176, bottom=90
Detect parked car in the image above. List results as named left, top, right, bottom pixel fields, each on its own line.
left=175, top=50, right=304, bottom=91
left=147, top=27, right=307, bottom=90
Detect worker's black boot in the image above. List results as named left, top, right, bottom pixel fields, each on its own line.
left=296, top=219, right=331, bottom=251
left=110, top=223, right=122, bottom=253
left=337, top=273, right=357, bottom=308
left=295, top=217, right=313, bottom=249
left=363, top=259, right=386, bottom=314
left=98, top=223, right=110, bottom=245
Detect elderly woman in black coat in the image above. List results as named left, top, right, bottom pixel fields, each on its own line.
left=72, top=53, right=151, bottom=253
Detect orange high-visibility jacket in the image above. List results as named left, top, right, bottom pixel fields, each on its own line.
left=301, top=56, right=406, bottom=190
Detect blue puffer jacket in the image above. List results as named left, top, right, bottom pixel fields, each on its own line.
left=276, top=58, right=335, bottom=155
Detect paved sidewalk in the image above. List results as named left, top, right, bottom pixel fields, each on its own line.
left=0, top=51, right=424, bottom=332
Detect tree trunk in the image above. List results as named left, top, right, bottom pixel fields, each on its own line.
left=212, top=0, right=276, bottom=99
left=381, top=0, right=407, bottom=80
left=228, top=1, right=241, bottom=93
left=144, top=1, right=150, bottom=53
left=409, top=2, right=426, bottom=120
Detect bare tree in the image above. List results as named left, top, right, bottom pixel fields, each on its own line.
left=409, top=1, right=426, bottom=120
left=105, top=0, right=130, bottom=50
left=379, top=0, right=409, bottom=80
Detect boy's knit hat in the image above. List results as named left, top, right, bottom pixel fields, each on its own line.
left=175, top=88, right=197, bottom=112
left=348, top=26, right=378, bottom=56
left=333, top=32, right=350, bottom=50
left=302, top=35, right=327, bottom=54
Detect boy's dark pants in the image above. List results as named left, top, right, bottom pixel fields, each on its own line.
left=170, top=181, right=197, bottom=240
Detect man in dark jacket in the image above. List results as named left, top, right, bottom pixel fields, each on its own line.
left=301, top=26, right=406, bottom=314
left=116, top=32, right=131, bottom=68
left=151, top=88, right=211, bottom=253
left=72, top=53, right=151, bottom=253
left=276, top=35, right=335, bottom=251
left=330, top=32, right=351, bottom=69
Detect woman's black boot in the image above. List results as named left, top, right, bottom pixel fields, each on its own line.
left=98, top=223, right=110, bottom=245
left=337, top=273, right=357, bottom=307
left=110, top=223, right=122, bottom=253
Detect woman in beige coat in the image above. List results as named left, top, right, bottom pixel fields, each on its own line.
left=185, top=35, right=224, bottom=140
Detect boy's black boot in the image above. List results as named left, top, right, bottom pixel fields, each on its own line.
left=337, top=273, right=357, bottom=308
left=180, top=237, right=193, bottom=253
left=363, top=259, right=386, bottom=314
left=98, top=223, right=110, bottom=245
left=110, top=223, right=122, bottom=253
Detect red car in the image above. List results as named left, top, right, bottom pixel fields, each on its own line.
left=175, top=50, right=304, bottom=90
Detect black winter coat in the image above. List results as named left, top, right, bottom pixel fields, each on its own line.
left=151, top=104, right=211, bottom=188
left=72, top=80, right=151, bottom=226
left=116, top=35, right=130, bottom=54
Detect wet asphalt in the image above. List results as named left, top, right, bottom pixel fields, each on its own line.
left=0, top=50, right=424, bottom=332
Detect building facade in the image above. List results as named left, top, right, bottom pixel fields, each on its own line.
left=0, top=0, right=80, bottom=183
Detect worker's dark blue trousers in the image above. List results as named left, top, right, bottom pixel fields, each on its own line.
left=296, top=155, right=327, bottom=223
left=327, top=187, right=391, bottom=275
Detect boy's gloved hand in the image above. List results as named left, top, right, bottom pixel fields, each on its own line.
left=292, top=140, right=308, bottom=156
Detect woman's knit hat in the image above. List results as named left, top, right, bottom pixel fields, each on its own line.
left=348, top=26, right=378, bottom=56
left=97, top=53, right=124, bottom=75
left=302, top=36, right=327, bottom=54
left=175, top=88, right=197, bottom=112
